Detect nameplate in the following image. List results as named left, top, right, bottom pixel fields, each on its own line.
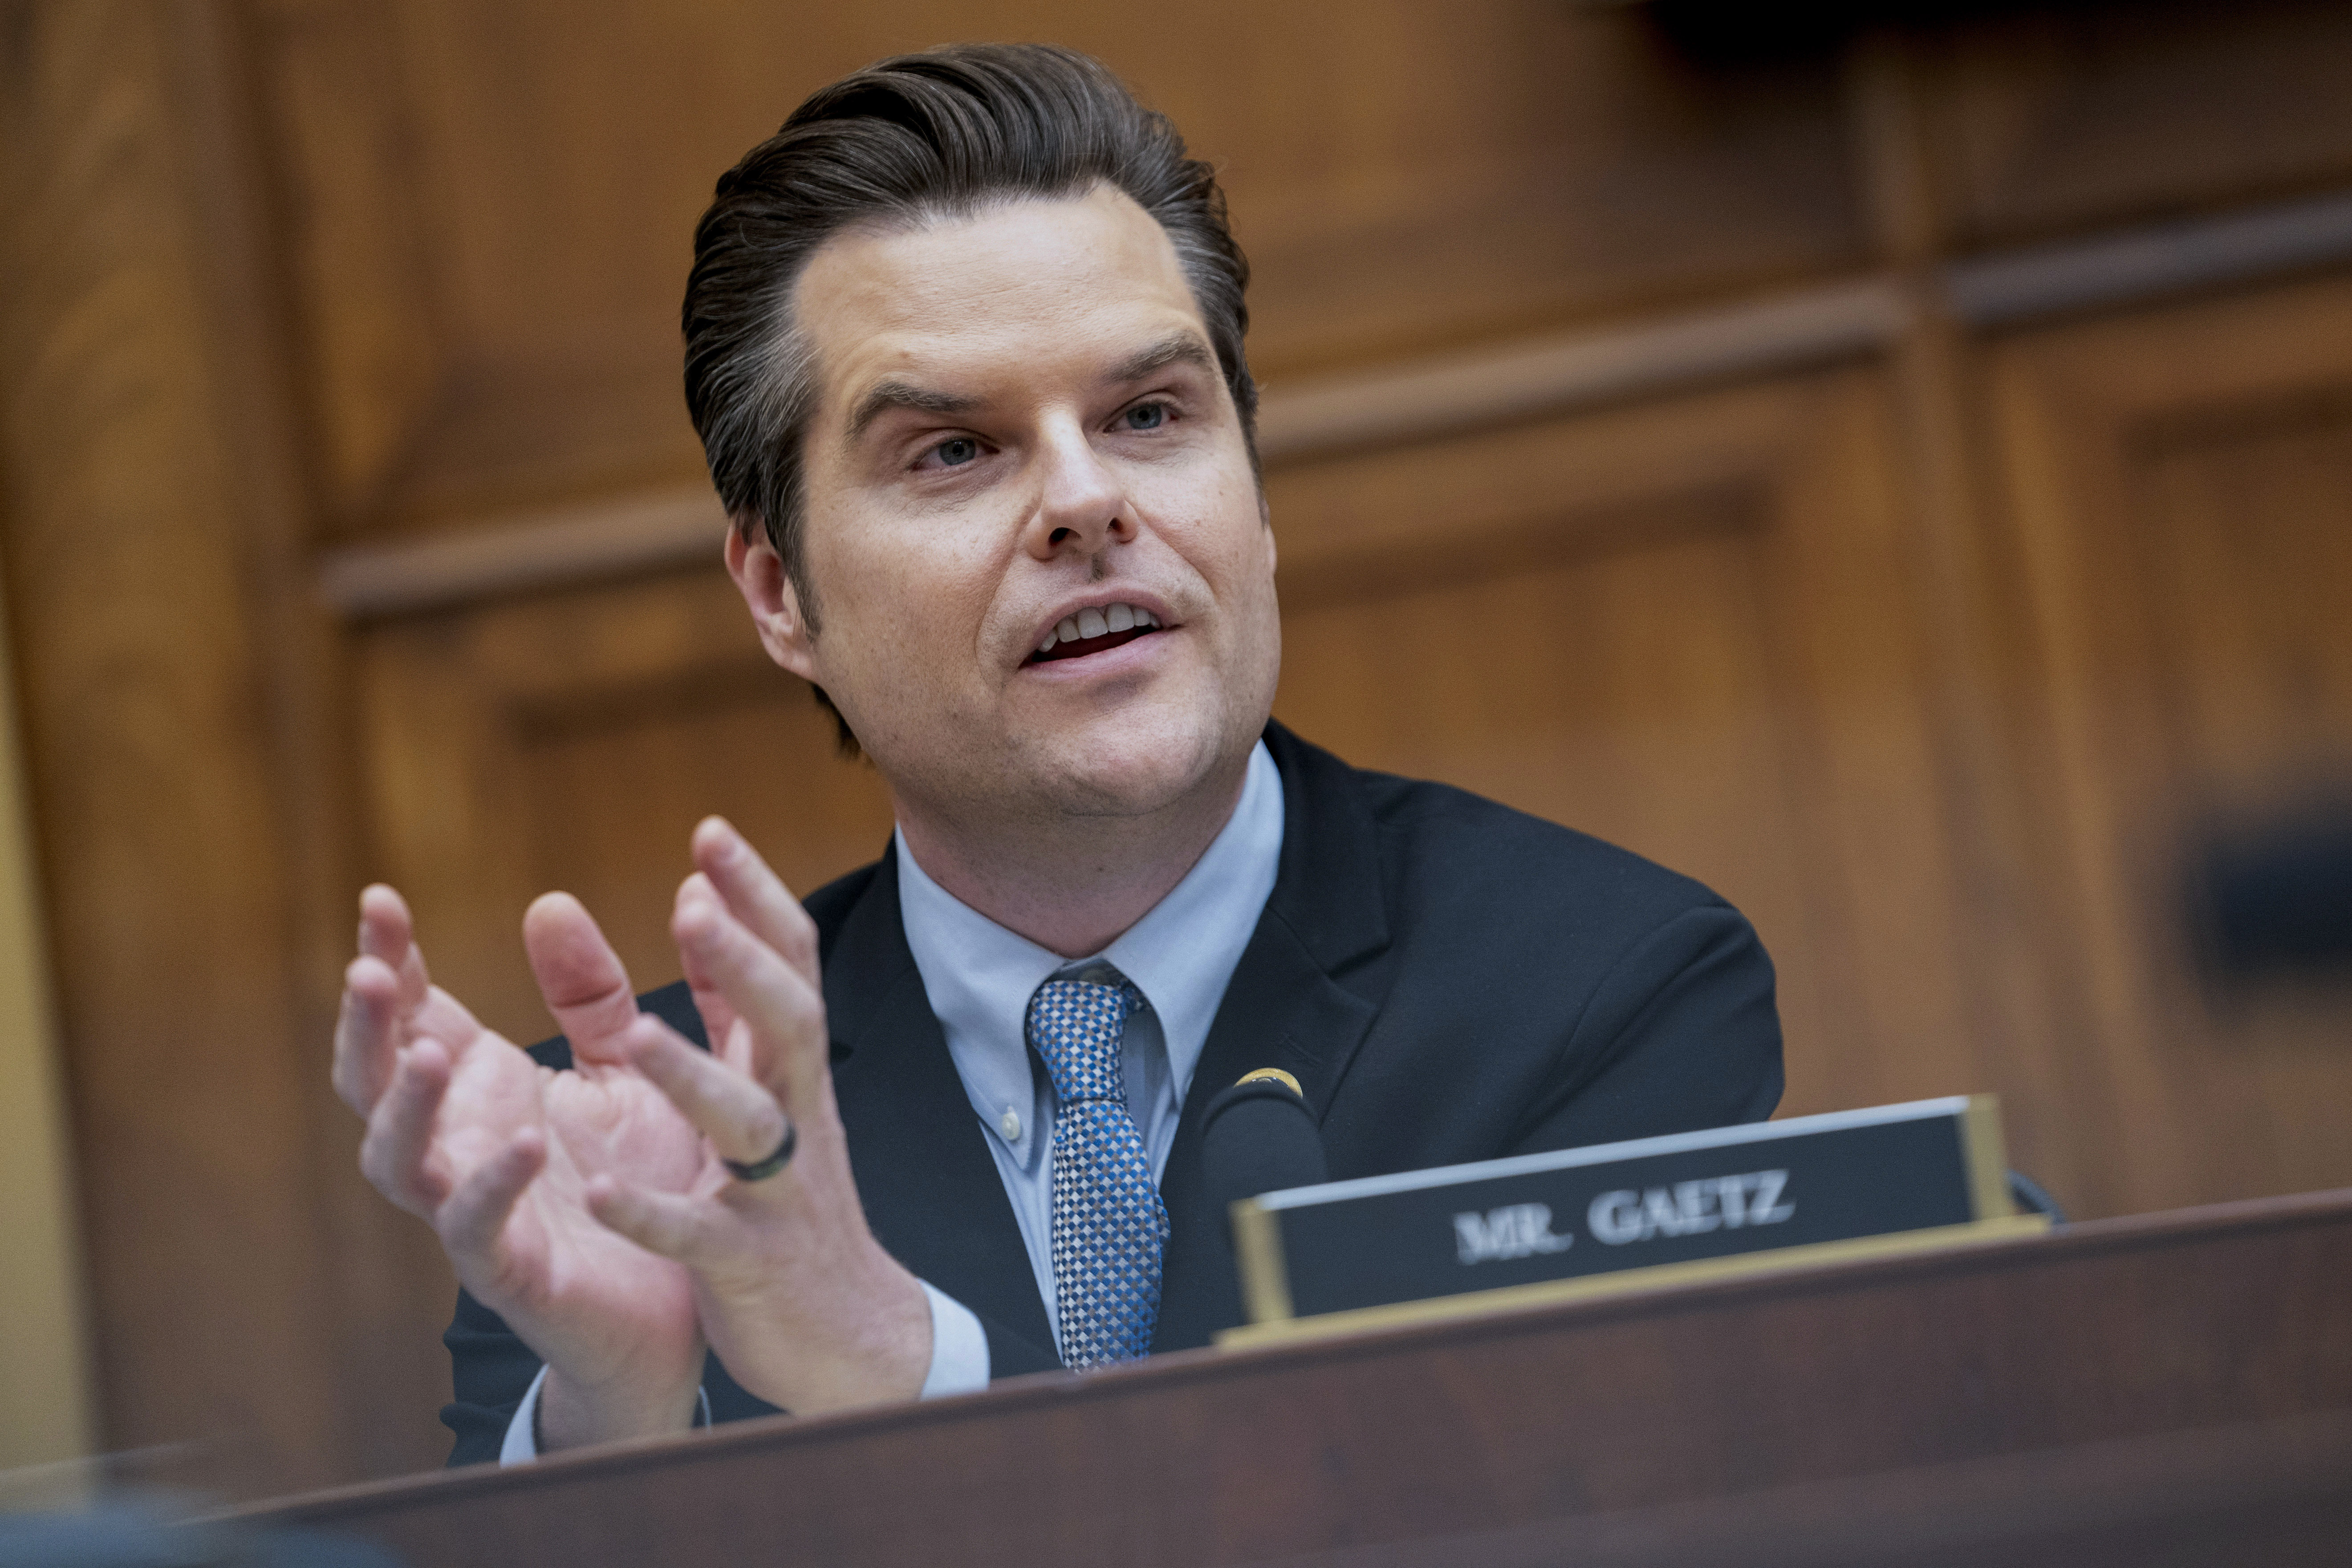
left=1222, top=1095, right=2042, bottom=1347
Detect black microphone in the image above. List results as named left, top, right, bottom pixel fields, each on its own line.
left=1201, top=1069, right=1330, bottom=1231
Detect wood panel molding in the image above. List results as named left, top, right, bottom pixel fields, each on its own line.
left=316, top=279, right=1914, bottom=618
left=1839, top=25, right=2088, bottom=1234
left=314, top=178, right=2352, bottom=623
left=1945, top=187, right=2352, bottom=328
left=320, top=486, right=729, bottom=619
left=1251, top=279, right=1908, bottom=463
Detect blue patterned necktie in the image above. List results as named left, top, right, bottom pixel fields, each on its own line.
left=1027, top=972, right=1168, bottom=1369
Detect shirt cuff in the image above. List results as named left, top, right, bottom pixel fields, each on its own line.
left=920, top=1280, right=991, bottom=1398
left=498, top=1366, right=712, bottom=1466
left=498, top=1286, right=982, bottom=1464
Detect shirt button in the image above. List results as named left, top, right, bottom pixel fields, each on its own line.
left=999, top=1108, right=1023, bottom=1141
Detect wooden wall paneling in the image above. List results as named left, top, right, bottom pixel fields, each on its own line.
left=167, top=0, right=455, bottom=1489
left=1914, top=0, right=2352, bottom=248
left=250, top=0, right=1864, bottom=543
left=309, top=280, right=1914, bottom=623
left=0, top=0, right=357, bottom=1494
left=1265, top=370, right=1991, bottom=1138
left=1182, top=0, right=1864, bottom=374
left=354, top=566, right=894, bottom=1055
left=1986, top=270, right=2352, bottom=1220
left=1839, top=29, right=2088, bottom=1210
left=243, top=0, right=448, bottom=532
left=2137, top=423, right=2352, bottom=1202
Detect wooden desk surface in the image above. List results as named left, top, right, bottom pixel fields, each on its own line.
left=249, top=1189, right=2352, bottom=1567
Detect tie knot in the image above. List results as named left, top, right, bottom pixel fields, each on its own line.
left=1026, top=975, right=1136, bottom=1105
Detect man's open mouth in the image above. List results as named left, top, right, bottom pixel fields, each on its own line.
left=1027, top=603, right=1163, bottom=664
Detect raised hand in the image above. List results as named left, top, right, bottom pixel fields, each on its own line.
left=583, top=816, right=934, bottom=1417
left=332, top=886, right=707, bottom=1447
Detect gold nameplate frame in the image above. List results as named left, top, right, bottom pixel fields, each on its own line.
left=1222, top=1095, right=2044, bottom=1349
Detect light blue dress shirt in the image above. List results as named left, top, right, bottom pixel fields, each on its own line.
left=898, top=737, right=1285, bottom=1352
left=501, top=740, right=1284, bottom=1461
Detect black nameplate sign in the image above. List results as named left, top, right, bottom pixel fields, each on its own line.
left=1225, top=1096, right=2034, bottom=1342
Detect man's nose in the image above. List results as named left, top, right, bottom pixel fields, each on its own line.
left=1023, top=422, right=1136, bottom=560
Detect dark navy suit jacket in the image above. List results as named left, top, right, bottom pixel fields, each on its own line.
left=442, top=723, right=1783, bottom=1464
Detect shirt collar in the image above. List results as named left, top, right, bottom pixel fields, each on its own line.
left=1097, top=741, right=1284, bottom=1098
left=896, top=739, right=1285, bottom=1118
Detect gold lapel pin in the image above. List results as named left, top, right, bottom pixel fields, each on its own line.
left=1235, top=1067, right=1303, bottom=1096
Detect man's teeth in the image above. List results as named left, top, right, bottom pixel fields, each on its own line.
left=1036, top=604, right=1161, bottom=653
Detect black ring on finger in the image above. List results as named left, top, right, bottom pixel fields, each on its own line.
left=723, top=1117, right=796, bottom=1182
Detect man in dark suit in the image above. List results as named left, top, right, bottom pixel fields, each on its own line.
left=331, top=45, right=1780, bottom=1467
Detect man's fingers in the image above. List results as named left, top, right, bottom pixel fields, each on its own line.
left=333, top=954, right=405, bottom=1114
left=691, top=818, right=820, bottom=988
left=523, top=892, right=640, bottom=1064
left=338, top=883, right=440, bottom=1114
left=357, top=1040, right=455, bottom=1215
left=622, top=1016, right=790, bottom=1168
left=675, top=874, right=744, bottom=1059
left=439, top=1127, right=548, bottom=1267
left=672, top=886, right=829, bottom=1107
left=358, top=884, right=431, bottom=1010
left=410, top=982, right=485, bottom=1050
left=586, top=1175, right=731, bottom=1269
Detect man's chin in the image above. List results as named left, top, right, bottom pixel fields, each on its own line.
left=1020, top=712, right=1251, bottom=821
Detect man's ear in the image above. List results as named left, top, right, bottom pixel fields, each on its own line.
left=724, top=524, right=821, bottom=683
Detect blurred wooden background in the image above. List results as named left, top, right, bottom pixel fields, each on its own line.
left=5, top=0, right=2352, bottom=1495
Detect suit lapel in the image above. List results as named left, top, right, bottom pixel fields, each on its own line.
left=825, top=844, right=1056, bottom=1358
left=1152, top=724, right=1393, bottom=1352
left=819, top=726, right=1395, bottom=1361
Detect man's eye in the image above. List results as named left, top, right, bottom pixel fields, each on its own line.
left=933, top=437, right=980, bottom=467
left=1121, top=402, right=1168, bottom=432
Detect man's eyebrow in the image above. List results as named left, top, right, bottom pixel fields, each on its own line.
left=1107, top=333, right=1216, bottom=386
left=844, top=381, right=983, bottom=446
left=843, top=336, right=1212, bottom=445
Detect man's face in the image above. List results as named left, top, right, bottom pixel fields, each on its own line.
left=745, top=183, right=1280, bottom=829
